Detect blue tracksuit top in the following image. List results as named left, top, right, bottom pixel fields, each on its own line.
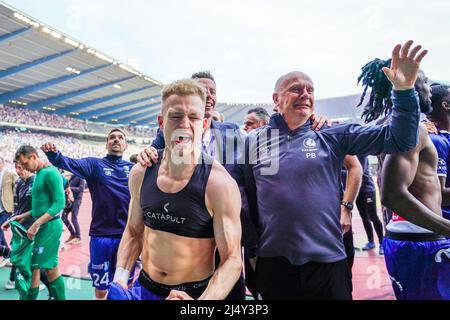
left=429, top=131, right=450, bottom=220
left=45, top=152, right=133, bottom=237
left=245, top=89, right=420, bottom=266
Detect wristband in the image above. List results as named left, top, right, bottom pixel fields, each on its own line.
left=114, top=267, right=130, bottom=284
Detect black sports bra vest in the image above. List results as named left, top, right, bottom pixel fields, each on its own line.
left=140, top=152, right=214, bottom=238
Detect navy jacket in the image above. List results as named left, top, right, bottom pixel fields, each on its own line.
left=45, top=152, right=133, bottom=237
left=244, top=89, right=420, bottom=265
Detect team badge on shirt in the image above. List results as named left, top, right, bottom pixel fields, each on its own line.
left=103, top=168, right=114, bottom=176
left=301, top=138, right=318, bottom=159
left=303, top=138, right=317, bottom=149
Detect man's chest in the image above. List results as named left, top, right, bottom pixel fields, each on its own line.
left=253, top=133, right=339, bottom=174
left=96, top=163, right=131, bottom=181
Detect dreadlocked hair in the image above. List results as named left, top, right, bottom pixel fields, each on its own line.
left=357, top=58, right=393, bottom=123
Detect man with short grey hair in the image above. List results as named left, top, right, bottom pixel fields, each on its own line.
left=245, top=40, right=427, bottom=300
left=243, top=107, right=270, bottom=133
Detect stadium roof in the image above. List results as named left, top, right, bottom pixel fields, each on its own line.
left=0, top=1, right=163, bottom=127
left=217, top=93, right=369, bottom=125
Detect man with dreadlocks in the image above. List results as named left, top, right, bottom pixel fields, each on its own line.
left=357, top=52, right=450, bottom=300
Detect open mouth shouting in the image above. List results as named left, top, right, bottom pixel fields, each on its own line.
left=172, top=133, right=193, bottom=146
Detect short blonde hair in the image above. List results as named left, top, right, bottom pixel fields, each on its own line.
left=161, top=79, right=207, bottom=104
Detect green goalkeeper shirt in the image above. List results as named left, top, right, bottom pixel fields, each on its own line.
left=31, top=165, right=65, bottom=219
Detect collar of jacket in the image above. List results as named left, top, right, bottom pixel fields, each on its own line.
left=269, top=113, right=313, bottom=135
left=105, top=154, right=123, bottom=162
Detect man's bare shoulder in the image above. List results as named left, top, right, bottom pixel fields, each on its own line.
left=390, top=123, right=428, bottom=159
left=129, top=164, right=147, bottom=195
left=206, top=161, right=239, bottom=200
left=420, top=124, right=441, bottom=157
left=417, top=123, right=433, bottom=152
left=130, top=163, right=147, bottom=178
left=205, top=161, right=241, bottom=221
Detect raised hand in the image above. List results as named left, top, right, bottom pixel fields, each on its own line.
left=41, top=143, right=58, bottom=153
left=382, top=40, right=428, bottom=91
left=310, top=114, right=332, bottom=131
left=137, top=147, right=159, bottom=167
left=422, top=120, right=438, bottom=134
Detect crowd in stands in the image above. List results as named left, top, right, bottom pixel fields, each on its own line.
left=0, top=105, right=89, bottom=132
left=0, top=130, right=105, bottom=170
left=123, top=125, right=158, bottom=138
left=1, top=105, right=158, bottom=139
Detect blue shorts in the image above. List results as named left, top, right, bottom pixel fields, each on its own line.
left=88, top=236, right=135, bottom=290
left=107, top=269, right=210, bottom=300
left=383, top=236, right=450, bottom=300
left=107, top=281, right=164, bottom=300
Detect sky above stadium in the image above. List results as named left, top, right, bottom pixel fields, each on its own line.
left=5, top=0, right=450, bottom=103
